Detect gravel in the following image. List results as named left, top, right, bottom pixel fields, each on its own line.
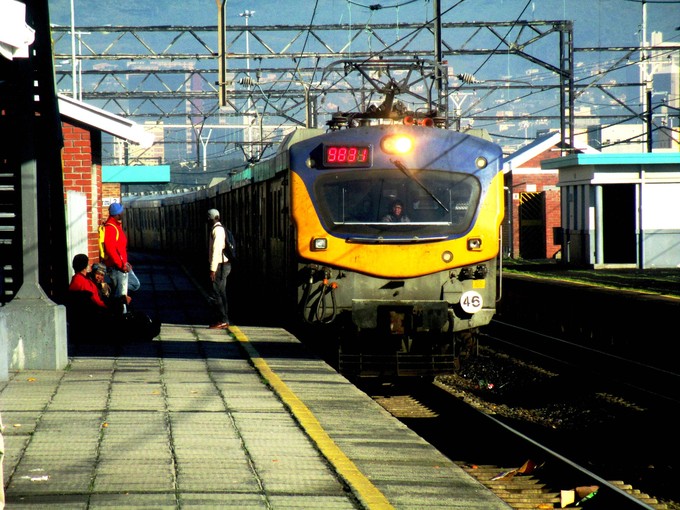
left=436, top=347, right=680, bottom=510
left=437, top=347, right=642, bottom=431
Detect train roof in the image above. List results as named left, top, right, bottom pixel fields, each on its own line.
left=277, top=128, right=327, bottom=155
left=123, top=124, right=498, bottom=210
left=124, top=189, right=204, bottom=208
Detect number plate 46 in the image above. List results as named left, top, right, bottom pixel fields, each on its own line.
left=460, top=291, right=483, bottom=314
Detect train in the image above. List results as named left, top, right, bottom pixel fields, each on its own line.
left=125, top=73, right=505, bottom=378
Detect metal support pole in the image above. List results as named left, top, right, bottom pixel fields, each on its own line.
left=594, top=185, right=604, bottom=266
left=216, top=0, right=227, bottom=108
left=433, top=0, right=444, bottom=115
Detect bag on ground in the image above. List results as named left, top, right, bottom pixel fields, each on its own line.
left=121, top=311, right=161, bottom=341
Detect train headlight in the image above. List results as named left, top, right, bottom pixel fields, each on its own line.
left=475, top=156, right=488, bottom=169
left=381, top=135, right=414, bottom=155
left=442, top=250, right=454, bottom=263
left=467, top=237, right=482, bottom=251
left=311, top=237, right=328, bottom=251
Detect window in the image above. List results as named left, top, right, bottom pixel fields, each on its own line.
left=312, top=167, right=480, bottom=238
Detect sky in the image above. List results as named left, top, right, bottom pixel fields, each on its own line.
left=48, top=0, right=679, bottom=48
left=45, top=0, right=680, bottom=160
left=46, top=0, right=680, bottom=101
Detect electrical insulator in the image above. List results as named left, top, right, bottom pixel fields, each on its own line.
left=457, top=73, right=479, bottom=84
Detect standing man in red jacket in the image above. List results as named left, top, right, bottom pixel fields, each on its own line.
left=102, top=202, right=140, bottom=311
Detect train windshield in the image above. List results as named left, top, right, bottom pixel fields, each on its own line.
left=313, top=168, right=481, bottom=238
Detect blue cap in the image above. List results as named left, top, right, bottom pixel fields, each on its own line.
left=109, top=202, right=124, bottom=216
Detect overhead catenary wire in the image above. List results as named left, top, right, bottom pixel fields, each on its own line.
left=83, top=1, right=680, bottom=167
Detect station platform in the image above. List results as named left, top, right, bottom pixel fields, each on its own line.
left=502, top=259, right=680, bottom=298
left=0, top=253, right=510, bottom=509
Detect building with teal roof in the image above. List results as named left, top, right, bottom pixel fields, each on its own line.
left=542, top=153, right=680, bottom=269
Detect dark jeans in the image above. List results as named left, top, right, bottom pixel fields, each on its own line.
left=208, top=262, right=231, bottom=324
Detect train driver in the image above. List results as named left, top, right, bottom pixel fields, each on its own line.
left=381, top=199, right=411, bottom=222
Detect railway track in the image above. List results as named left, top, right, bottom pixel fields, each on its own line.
left=365, top=380, right=671, bottom=509
left=357, top=321, right=680, bottom=509
left=484, top=320, right=680, bottom=407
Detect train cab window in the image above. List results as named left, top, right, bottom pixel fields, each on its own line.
left=313, top=168, right=481, bottom=238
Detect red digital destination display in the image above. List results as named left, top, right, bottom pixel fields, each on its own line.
left=322, top=144, right=372, bottom=168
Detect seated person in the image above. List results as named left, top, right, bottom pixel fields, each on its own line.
left=90, top=263, right=111, bottom=299
left=68, top=255, right=159, bottom=343
left=382, top=200, right=411, bottom=222
left=69, top=254, right=108, bottom=310
left=89, top=262, right=131, bottom=315
left=66, top=253, right=161, bottom=342
left=67, top=254, right=114, bottom=341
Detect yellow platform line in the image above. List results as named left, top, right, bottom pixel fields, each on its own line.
left=228, top=325, right=394, bottom=510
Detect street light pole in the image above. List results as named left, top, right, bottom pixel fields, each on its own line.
left=646, top=80, right=653, bottom=152
left=641, top=0, right=652, bottom=152
left=239, top=10, right=255, bottom=160
left=70, top=0, right=76, bottom=99
left=74, top=31, right=90, bottom=101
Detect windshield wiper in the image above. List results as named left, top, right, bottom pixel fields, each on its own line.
left=391, top=159, right=449, bottom=213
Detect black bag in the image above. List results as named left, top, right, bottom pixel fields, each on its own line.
left=121, top=311, right=161, bottom=341
left=224, top=228, right=237, bottom=263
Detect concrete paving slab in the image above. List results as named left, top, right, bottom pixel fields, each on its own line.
left=0, top=254, right=512, bottom=509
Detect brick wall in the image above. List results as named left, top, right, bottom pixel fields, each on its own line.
left=103, top=182, right=121, bottom=205
left=508, top=170, right=561, bottom=259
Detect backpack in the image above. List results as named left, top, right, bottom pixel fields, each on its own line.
left=212, top=224, right=237, bottom=262
left=98, top=223, right=119, bottom=261
left=224, top=228, right=237, bottom=262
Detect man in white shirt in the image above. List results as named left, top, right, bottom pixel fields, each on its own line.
left=207, top=208, right=231, bottom=329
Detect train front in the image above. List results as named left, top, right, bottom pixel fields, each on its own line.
left=289, top=125, right=504, bottom=377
